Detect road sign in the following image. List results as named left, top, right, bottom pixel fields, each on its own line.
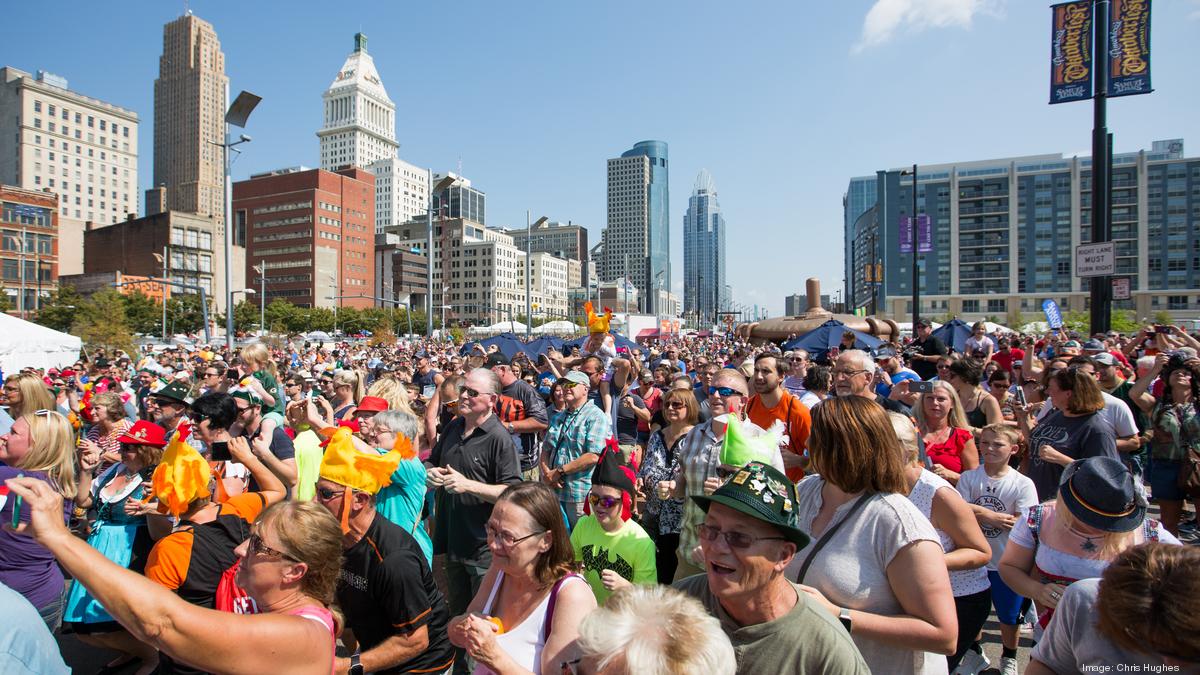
left=1112, top=277, right=1131, bottom=301
left=1075, top=242, right=1115, bottom=277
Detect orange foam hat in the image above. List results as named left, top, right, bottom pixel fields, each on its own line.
left=584, top=301, right=613, bottom=334
left=151, top=423, right=212, bottom=516
left=317, top=426, right=411, bottom=495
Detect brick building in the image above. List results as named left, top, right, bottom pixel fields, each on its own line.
left=233, top=166, right=375, bottom=310
left=0, top=184, right=59, bottom=317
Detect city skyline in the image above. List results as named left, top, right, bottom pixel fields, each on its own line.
left=3, top=1, right=1198, bottom=316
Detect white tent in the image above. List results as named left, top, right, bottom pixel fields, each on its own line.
left=894, top=321, right=943, bottom=335
left=982, top=321, right=1016, bottom=334
left=532, top=320, right=581, bottom=335
left=486, top=320, right=528, bottom=333
left=0, top=313, right=82, bottom=374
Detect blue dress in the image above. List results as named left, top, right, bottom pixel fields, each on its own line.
left=63, top=463, right=154, bottom=630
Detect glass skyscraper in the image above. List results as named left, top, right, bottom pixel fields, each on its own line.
left=603, top=141, right=669, bottom=313
left=683, top=170, right=726, bottom=324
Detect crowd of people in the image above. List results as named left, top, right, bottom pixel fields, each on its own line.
left=1, top=316, right=1198, bottom=674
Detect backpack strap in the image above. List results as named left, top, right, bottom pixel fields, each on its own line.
left=542, top=573, right=579, bottom=642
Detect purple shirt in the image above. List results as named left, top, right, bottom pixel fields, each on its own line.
left=0, top=464, right=73, bottom=610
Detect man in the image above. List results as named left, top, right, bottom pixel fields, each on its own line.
left=744, top=353, right=811, bottom=482
left=487, top=352, right=549, bottom=482
left=147, top=380, right=193, bottom=440
left=0, top=580, right=70, bottom=674
left=315, top=428, right=454, bottom=675
left=540, top=370, right=610, bottom=527
left=414, top=352, right=444, bottom=396
left=832, top=350, right=911, bottom=415
left=655, top=345, right=686, bottom=372
left=871, top=348, right=920, bottom=400
left=1103, top=354, right=1154, bottom=481
left=231, top=388, right=297, bottom=489
left=577, top=355, right=606, bottom=411
left=991, top=338, right=1025, bottom=376
left=198, top=362, right=226, bottom=395
left=425, top=367, right=519, bottom=646
left=135, top=367, right=158, bottom=419
left=907, top=318, right=948, bottom=381
left=782, top=350, right=810, bottom=399
left=674, top=461, right=869, bottom=675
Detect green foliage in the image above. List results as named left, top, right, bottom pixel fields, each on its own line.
left=307, top=307, right=336, bottom=333
left=35, top=285, right=83, bottom=332
left=0, top=285, right=10, bottom=314
left=123, top=291, right=162, bottom=335
left=73, top=288, right=135, bottom=354
left=1153, top=310, right=1173, bottom=326
left=165, top=293, right=206, bottom=334
left=232, top=300, right=260, bottom=333
left=1110, top=310, right=1141, bottom=334
left=1005, top=309, right=1027, bottom=331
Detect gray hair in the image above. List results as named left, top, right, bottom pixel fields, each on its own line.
left=468, top=367, right=502, bottom=395
left=576, top=585, right=736, bottom=675
left=839, top=348, right=875, bottom=372
left=371, top=409, right=420, bottom=443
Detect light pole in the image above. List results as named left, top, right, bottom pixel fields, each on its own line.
left=441, top=285, right=450, bottom=336
left=252, top=262, right=270, bottom=336
left=900, top=165, right=920, bottom=327
left=426, top=173, right=460, bottom=336
left=327, top=272, right=338, bottom=334
left=218, top=89, right=261, bottom=350
left=152, top=247, right=170, bottom=341
left=524, top=214, right=548, bottom=339
left=3, top=229, right=27, bottom=318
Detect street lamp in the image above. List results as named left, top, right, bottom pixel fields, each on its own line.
left=441, top=285, right=450, bottom=337
left=426, top=172, right=460, bottom=336
left=253, top=262, right=270, bottom=336
left=219, top=89, right=261, bottom=350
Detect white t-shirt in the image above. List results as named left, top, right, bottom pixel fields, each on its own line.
left=1035, top=391, right=1138, bottom=438
left=955, top=467, right=1039, bottom=570
left=964, top=335, right=995, bottom=356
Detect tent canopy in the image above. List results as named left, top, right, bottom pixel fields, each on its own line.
left=931, top=318, right=973, bottom=353
left=532, top=320, right=580, bottom=335
left=781, top=319, right=883, bottom=362
left=563, top=332, right=640, bottom=354
left=524, top=335, right=565, bottom=357
left=459, top=332, right=529, bottom=358
left=0, top=313, right=83, bottom=374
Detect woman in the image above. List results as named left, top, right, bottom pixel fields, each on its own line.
left=82, top=391, right=133, bottom=472
left=5, top=478, right=346, bottom=675
left=67, top=420, right=171, bottom=675
left=987, top=369, right=1017, bottom=423
left=367, top=409, right=434, bottom=567
left=449, top=482, right=597, bottom=674
left=800, top=365, right=831, bottom=408
left=913, top=381, right=979, bottom=486
left=547, top=380, right=567, bottom=415
left=1127, top=352, right=1200, bottom=535
left=0, top=410, right=76, bottom=630
left=1019, top=368, right=1119, bottom=501
left=3, top=371, right=55, bottom=421
left=998, top=457, right=1178, bottom=640
left=365, top=376, right=416, bottom=416
left=944, top=358, right=1002, bottom=433
left=890, top=414, right=993, bottom=673
left=786, top=396, right=957, bottom=675
left=330, top=369, right=364, bottom=422
left=634, top=370, right=661, bottom=447
left=637, top=388, right=695, bottom=583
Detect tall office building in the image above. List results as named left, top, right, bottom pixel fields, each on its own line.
left=602, top=140, right=669, bottom=313
left=150, top=13, right=227, bottom=229
left=844, top=139, right=1200, bottom=321
left=318, top=33, right=398, bottom=171
left=683, top=170, right=726, bottom=324
left=368, top=156, right=428, bottom=233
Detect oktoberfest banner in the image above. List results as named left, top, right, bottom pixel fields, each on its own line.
left=1107, top=0, right=1152, bottom=97
left=1049, top=1, right=1093, bottom=104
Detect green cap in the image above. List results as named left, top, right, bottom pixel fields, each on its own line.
left=693, top=461, right=810, bottom=549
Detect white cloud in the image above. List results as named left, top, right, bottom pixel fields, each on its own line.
left=1189, top=0, right=1200, bottom=21
left=854, top=0, right=1003, bottom=53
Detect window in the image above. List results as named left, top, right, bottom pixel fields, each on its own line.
left=962, top=300, right=980, bottom=313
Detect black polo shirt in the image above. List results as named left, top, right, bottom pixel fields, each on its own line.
left=427, top=415, right=520, bottom=562
left=338, top=513, right=454, bottom=674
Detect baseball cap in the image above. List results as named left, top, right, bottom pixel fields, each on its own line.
left=485, top=352, right=512, bottom=368
left=562, top=371, right=590, bottom=387
left=874, top=348, right=897, bottom=360
left=1092, top=352, right=1116, bottom=366
left=1082, top=339, right=1105, bottom=352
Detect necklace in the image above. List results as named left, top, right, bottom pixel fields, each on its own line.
left=1066, top=525, right=1101, bottom=552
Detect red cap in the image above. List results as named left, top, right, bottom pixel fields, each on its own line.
left=356, top=396, right=389, bottom=413
left=117, top=420, right=169, bottom=448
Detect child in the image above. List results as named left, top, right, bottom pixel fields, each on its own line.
left=956, top=424, right=1039, bottom=675
left=580, top=302, right=630, bottom=415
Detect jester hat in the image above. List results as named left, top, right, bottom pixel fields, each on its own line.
left=151, top=423, right=212, bottom=516
left=719, top=415, right=783, bottom=469
left=318, top=425, right=415, bottom=532
left=584, top=301, right=613, bottom=335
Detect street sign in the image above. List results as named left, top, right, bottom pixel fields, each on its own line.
left=1075, top=242, right=1115, bottom=277
left=1112, top=277, right=1131, bottom=301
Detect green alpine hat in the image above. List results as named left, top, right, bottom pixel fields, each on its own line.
left=718, top=415, right=782, bottom=469
left=693, top=461, right=810, bottom=549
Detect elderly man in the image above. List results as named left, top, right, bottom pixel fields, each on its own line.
left=540, top=370, right=610, bottom=527
left=832, top=350, right=911, bottom=415
left=674, top=461, right=869, bottom=675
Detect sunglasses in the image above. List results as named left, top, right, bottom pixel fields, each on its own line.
left=559, top=381, right=582, bottom=390
left=698, top=523, right=786, bottom=549
left=707, top=386, right=743, bottom=397
left=248, top=533, right=298, bottom=562
left=462, top=387, right=492, bottom=398
left=314, top=485, right=343, bottom=501
left=588, top=494, right=621, bottom=510
left=665, top=401, right=688, bottom=410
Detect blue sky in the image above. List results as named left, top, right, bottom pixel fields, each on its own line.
left=6, top=0, right=1198, bottom=316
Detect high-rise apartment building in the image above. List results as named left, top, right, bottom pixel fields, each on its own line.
left=318, top=33, right=398, bottom=171
left=368, top=157, right=428, bottom=233
left=233, top=166, right=375, bottom=310
left=602, top=141, right=669, bottom=313
left=0, top=67, right=139, bottom=232
left=150, top=13, right=227, bottom=231
left=683, top=170, right=726, bottom=324
left=845, top=139, right=1200, bottom=321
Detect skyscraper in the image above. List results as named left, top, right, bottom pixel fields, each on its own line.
left=603, top=140, right=669, bottom=314
left=150, top=13, right=227, bottom=228
left=683, top=170, right=726, bottom=325
left=318, top=33, right=398, bottom=171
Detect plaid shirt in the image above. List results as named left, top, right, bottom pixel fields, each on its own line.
left=545, top=403, right=611, bottom=504
left=675, top=420, right=722, bottom=566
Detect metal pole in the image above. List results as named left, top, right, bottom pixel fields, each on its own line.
left=911, top=164, right=920, bottom=328
left=260, top=262, right=266, bottom=336
left=1089, top=0, right=1112, bottom=335
left=199, top=287, right=211, bottom=344
left=223, top=122, right=234, bottom=351
left=525, top=210, right=531, bottom=338
left=623, top=253, right=629, bottom=317
left=426, top=168, right=434, bottom=337
left=162, top=245, right=168, bottom=341
left=18, top=226, right=25, bottom=318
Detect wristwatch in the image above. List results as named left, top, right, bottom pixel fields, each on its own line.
left=838, top=607, right=852, bottom=633
left=349, top=653, right=363, bottom=675
left=507, top=422, right=515, bottom=434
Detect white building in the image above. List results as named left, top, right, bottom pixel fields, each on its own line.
left=367, top=156, right=428, bottom=234
left=317, top=33, right=398, bottom=171
left=521, top=252, right=570, bottom=322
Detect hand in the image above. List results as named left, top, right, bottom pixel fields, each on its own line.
left=78, top=441, right=101, bottom=472
left=980, top=510, right=1017, bottom=530
left=123, top=498, right=158, bottom=517
left=250, top=433, right=273, bottom=460
left=702, top=476, right=722, bottom=496
left=600, top=569, right=632, bottom=592
left=460, top=614, right=502, bottom=665
left=931, top=463, right=952, bottom=480
left=1152, top=353, right=1169, bottom=373
left=425, top=466, right=447, bottom=489
left=227, top=436, right=255, bottom=464
left=797, top=584, right=840, bottom=617
left=440, top=465, right=471, bottom=495
left=1038, top=582, right=1068, bottom=609
left=2, top=476, right=71, bottom=545
left=1038, top=444, right=1072, bottom=467
left=655, top=480, right=676, bottom=500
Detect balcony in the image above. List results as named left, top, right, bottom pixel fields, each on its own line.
left=959, top=219, right=1009, bottom=233
left=959, top=203, right=1009, bottom=216
left=958, top=189, right=1008, bottom=200
left=959, top=269, right=1009, bottom=281
left=960, top=234, right=1009, bottom=248
left=959, top=253, right=1008, bottom=264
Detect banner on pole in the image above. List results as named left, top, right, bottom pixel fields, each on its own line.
left=1049, top=1, right=1093, bottom=104
left=1107, top=0, right=1152, bottom=97
left=900, top=215, right=933, bottom=254
left=1042, top=299, right=1065, bottom=329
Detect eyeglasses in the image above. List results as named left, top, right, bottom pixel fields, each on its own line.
left=665, top=401, right=688, bottom=410
left=936, top=364, right=951, bottom=371
left=831, top=368, right=870, bottom=378
left=707, top=385, right=744, bottom=397
left=462, top=387, right=492, bottom=398
left=698, top=523, right=786, bottom=549
left=588, top=494, right=620, bottom=510
left=485, top=524, right=546, bottom=548
left=248, top=532, right=299, bottom=562
left=204, top=372, right=220, bottom=377
left=285, top=382, right=300, bottom=387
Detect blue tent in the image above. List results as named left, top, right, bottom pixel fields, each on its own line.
left=459, top=332, right=530, bottom=358
left=563, top=332, right=641, bottom=355
left=524, top=335, right=565, bottom=357
left=781, top=319, right=883, bottom=363
left=931, top=318, right=973, bottom=354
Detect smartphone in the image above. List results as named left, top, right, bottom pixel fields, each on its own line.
left=910, top=381, right=935, bottom=394
left=1014, top=384, right=1028, bottom=406
left=1155, top=325, right=1171, bottom=334
left=210, top=441, right=231, bottom=462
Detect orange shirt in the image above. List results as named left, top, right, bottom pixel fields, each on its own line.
left=745, top=390, right=811, bottom=482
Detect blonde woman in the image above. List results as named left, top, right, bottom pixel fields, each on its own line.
left=913, top=381, right=979, bottom=486
left=366, top=376, right=415, bottom=416
left=2, top=371, right=55, bottom=421
left=331, top=369, right=365, bottom=422
left=0, top=409, right=77, bottom=629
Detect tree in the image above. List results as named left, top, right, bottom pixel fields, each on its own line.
left=0, top=284, right=11, bottom=314
left=35, top=285, right=83, bottom=332
left=307, top=308, right=335, bottom=333
left=1153, top=310, right=1173, bottom=326
left=73, top=288, right=136, bottom=354
left=232, top=299, right=259, bottom=334
left=166, top=293, right=206, bottom=335
left=1005, top=308, right=1028, bottom=331
left=265, top=299, right=303, bottom=335
left=123, top=290, right=162, bottom=335
left=1110, top=310, right=1141, bottom=334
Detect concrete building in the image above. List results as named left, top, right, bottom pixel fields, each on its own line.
left=602, top=141, right=669, bottom=313
left=374, top=232, right=428, bottom=313
left=567, top=280, right=640, bottom=319
left=845, top=139, right=1200, bottom=322
left=59, top=271, right=168, bottom=302
left=149, top=13, right=227, bottom=236
left=318, top=33, right=398, bottom=172
left=784, top=293, right=804, bottom=317
left=509, top=220, right=589, bottom=262
left=0, top=185, right=59, bottom=318
left=521, top=252, right=570, bottom=323
left=368, top=157, right=428, bottom=234
left=430, top=172, right=486, bottom=224
left=683, top=169, right=726, bottom=324
left=233, top=166, right=375, bottom=310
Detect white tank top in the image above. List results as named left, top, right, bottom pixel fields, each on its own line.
left=908, top=470, right=991, bottom=597
left=473, top=571, right=585, bottom=675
